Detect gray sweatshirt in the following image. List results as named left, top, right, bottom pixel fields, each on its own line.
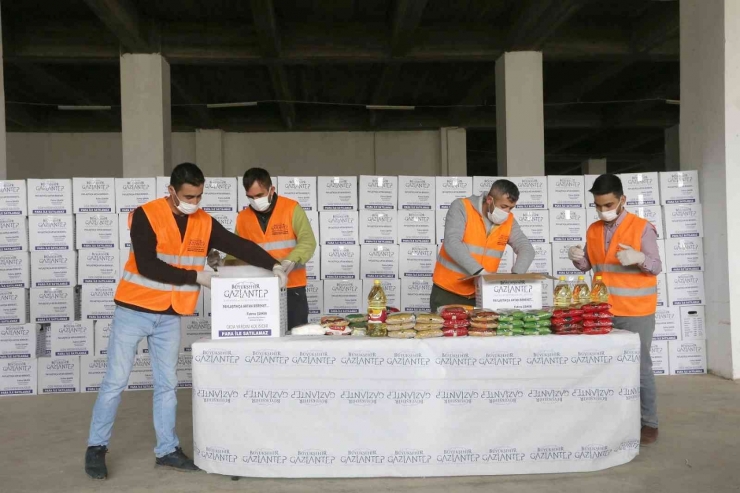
left=442, top=194, right=536, bottom=275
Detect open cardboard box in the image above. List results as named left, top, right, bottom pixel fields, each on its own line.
left=462, top=272, right=556, bottom=311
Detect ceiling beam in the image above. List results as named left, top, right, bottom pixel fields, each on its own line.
left=82, top=0, right=152, bottom=52
left=6, top=104, right=40, bottom=128
left=171, top=78, right=215, bottom=129
left=508, top=0, right=586, bottom=50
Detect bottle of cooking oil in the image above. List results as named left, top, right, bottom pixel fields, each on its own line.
left=553, top=276, right=573, bottom=307
left=572, top=275, right=591, bottom=305
left=591, top=275, right=609, bottom=303
left=367, top=279, right=388, bottom=323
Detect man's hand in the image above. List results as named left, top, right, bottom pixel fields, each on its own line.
left=616, top=243, right=645, bottom=266
left=207, top=249, right=224, bottom=271
left=196, top=271, right=214, bottom=289
left=568, top=245, right=585, bottom=261
left=280, top=259, right=296, bottom=275
left=273, top=263, right=287, bottom=289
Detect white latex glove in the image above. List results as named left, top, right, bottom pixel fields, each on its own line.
left=272, top=263, right=287, bottom=289
left=196, top=270, right=213, bottom=289
left=207, top=249, right=224, bottom=270
left=568, top=245, right=585, bottom=262
left=616, top=243, right=645, bottom=266
left=280, top=259, right=296, bottom=275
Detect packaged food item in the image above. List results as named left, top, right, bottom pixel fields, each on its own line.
left=469, top=320, right=498, bottom=330
left=415, top=313, right=444, bottom=324
left=498, top=322, right=514, bottom=330
left=469, top=330, right=496, bottom=337
left=554, top=329, right=580, bottom=335
left=551, top=316, right=583, bottom=326
left=552, top=308, right=584, bottom=318
left=366, top=323, right=388, bottom=337
left=499, top=309, right=525, bottom=320
left=583, top=311, right=614, bottom=320
left=351, top=327, right=367, bottom=337
left=442, top=327, right=468, bottom=337
left=325, top=326, right=352, bottom=336
left=442, top=319, right=470, bottom=329
left=470, top=310, right=499, bottom=322
left=321, top=316, right=349, bottom=327
left=582, top=326, right=612, bottom=335
left=583, top=302, right=612, bottom=313
left=349, top=321, right=368, bottom=329
left=497, top=328, right=514, bottom=336
left=510, top=327, right=525, bottom=335
left=386, top=312, right=416, bottom=324
left=386, top=321, right=416, bottom=331
left=522, top=328, right=540, bottom=336
left=346, top=313, right=368, bottom=323
left=414, top=323, right=444, bottom=331
left=522, top=310, right=552, bottom=322
left=436, top=304, right=474, bottom=315
left=291, top=324, right=326, bottom=336
left=387, top=329, right=416, bottom=339
left=582, top=319, right=614, bottom=329
left=415, top=329, right=444, bottom=339
left=538, top=327, right=552, bottom=335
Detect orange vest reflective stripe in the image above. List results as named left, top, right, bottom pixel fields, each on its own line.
left=432, top=198, right=514, bottom=297
left=114, top=197, right=212, bottom=315
left=236, top=195, right=306, bottom=288
left=586, top=212, right=658, bottom=316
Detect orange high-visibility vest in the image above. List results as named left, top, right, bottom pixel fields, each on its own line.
left=236, top=195, right=306, bottom=288
left=115, top=197, right=212, bottom=315
left=587, top=212, right=658, bottom=316
left=432, top=198, right=513, bottom=297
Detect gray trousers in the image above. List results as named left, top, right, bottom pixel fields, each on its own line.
left=613, top=314, right=659, bottom=428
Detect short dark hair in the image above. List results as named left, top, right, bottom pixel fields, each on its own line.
left=170, top=162, right=205, bottom=191
left=243, top=167, right=272, bottom=191
left=589, top=174, right=623, bottom=198
left=489, top=179, right=520, bottom=202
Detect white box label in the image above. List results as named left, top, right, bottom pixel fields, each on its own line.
left=584, top=175, right=599, bottom=208
left=650, top=341, right=669, bottom=376
left=548, top=175, right=585, bottom=209
left=156, top=176, right=170, bottom=198
left=400, top=278, right=433, bottom=312
left=323, top=280, right=362, bottom=315
left=359, top=175, right=398, bottom=210
left=473, top=176, right=500, bottom=197
left=680, top=306, right=705, bottom=341
left=399, top=244, right=436, bottom=278
left=513, top=209, right=549, bottom=243
left=663, top=204, right=703, bottom=238
left=0, top=252, right=30, bottom=289
left=31, top=251, right=76, bottom=287
left=202, top=177, right=237, bottom=212
left=51, top=320, right=93, bottom=357
left=669, top=340, right=706, bottom=375
left=360, top=244, right=399, bottom=279
left=665, top=238, right=704, bottom=272
left=398, top=176, right=435, bottom=210
left=73, top=178, right=116, bottom=213
left=0, top=216, right=28, bottom=252
left=180, top=317, right=211, bottom=352
left=525, top=243, right=552, bottom=275
left=115, top=178, right=156, bottom=213
left=667, top=272, right=705, bottom=306
left=660, top=171, right=699, bottom=205
left=29, top=215, right=74, bottom=251
left=0, top=180, right=27, bottom=216
left=80, top=355, right=108, bottom=392
left=78, top=249, right=120, bottom=285
left=211, top=274, right=287, bottom=338
left=359, top=211, right=397, bottom=245
left=321, top=245, right=360, bottom=280
left=621, top=172, right=660, bottom=206
left=81, top=284, right=117, bottom=320
left=38, top=356, right=80, bottom=394
left=435, top=176, right=472, bottom=210
left=550, top=209, right=586, bottom=242
left=475, top=277, right=543, bottom=311
left=317, top=176, right=358, bottom=211
left=654, top=307, right=681, bottom=341
left=76, top=214, right=118, bottom=249
left=0, top=324, right=36, bottom=359
left=210, top=212, right=236, bottom=233
left=319, top=211, right=358, bottom=245
left=278, top=176, right=317, bottom=211
left=0, top=288, right=27, bottom=324
left=509, top=177, right=548, bottom=210
left=27, top=179, right=72, bottom=215
left=0, top=359, right=37, bottom=396
left=397, top=210, right=435, bottom=244
left=306, top=281, right=323, bottom=318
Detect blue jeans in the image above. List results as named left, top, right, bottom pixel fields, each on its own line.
left=88, top=306, right=182, bottom=457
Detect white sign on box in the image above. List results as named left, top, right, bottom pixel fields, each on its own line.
left=473, top=176, right=500, bottom=197
left=509, top=176, right=548, bottom=209
left=359, top=211, right=397, bottom=245
left=475, top=274, right=545, bottom=311
left=552, top=242, right=583, bottom=276
left=621, top=172, right=660, bottom=206
left=656, top=274, right=668, bottom=308
left=156, top=176, right=170, bottom=198
left=76, top=214, right=118, bottom=249
left=0, top=180, right=27, bottom=216
left=547, top=175, right=585, bottom=209
left=436, top=210, right=447, bottom=244
left=323, top=280, right=362, bottom=315
left=29, top=215, right=74, bottom=251
left=0, top=324, right=36, bottom=359
left=363, top=278, right=400, bottom=309
left=632, top=206, right=664, bottom=239
left=400, top=278, right=432, bottom=312
left=399, top=244, right=436, bottom=278
left=512, top=209, right=549, bottom=243
left=180, top=317, right=211, bottom=352
left=27, top=179, right=72, bottom=215
left=663, top=204, right=703, bottom=238
left=0, top=216, right=28, bottom=252
left=660, top=170, right=700, bottom=205
left=305, top=281, right=323, bottom=319
left=650, top=341, right=670, bottom=376
left=210, top=212, right=236, bottom=233
left=665, top=238, right=704, bottom=272
left=211, top=266, right=287, bottom=339
left=317, top=176, right=357, bottom=211
left=0, top=252, right=30, bottom=289
left=584, top=175, right=599, bottom=207
left=80, top=355, right=107, bottom=393
left=667, top=272, right=705, bottom=306
left=31, top=251, right=76, bottom=287
left=38, top=356, right=80, bottom=394
left=669, top=340, right=707, bottom=375
left=201, top=177, right=237, bottom=212
left=81, top=284, right=117, bottom=320
left=360, top=244, right=399, bottom=279
left=50, top=320, right=93, bottom=357
left=398, top=210, right=435, bottom=244
left=277, top=176, right=317, bottom=211
left=94, top=319, right=112, bottom=356
left=114, top=178, right=156, bottom=213
left=177, top=353, right=192, bottom=389
left=127, top=355, right=153, bottom=391
left=398, top=176, right=435, bottom=210
left=524, top=243, right=552, bottom=275
left=72, top=178, right=115, bottom=213
left=78, top=249, right=119, bottom=285
left=680, top=306, right=705, bottom=341
left=435, top=176, right=472, bottom=210
left=0, top=359, right=37, bottom=397
left=550, top=209, right=586, bottom=242
left=319, top=211, right=358, bottom=245
left=305, top=245, right=320, bottom=280
left=118, top=214, right=131, bottom=250
left=0, top=288, right=28, bottom=325
left=359, top=175, right=398, bottom=210
left=320, top=245, right=359, bottom=280
left=653, top=307, right=681, bottom=341
left=305, top=210, right=319, bottom=244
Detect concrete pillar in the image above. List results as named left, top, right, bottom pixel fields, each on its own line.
left=665, top=125, right=680, bottom=171
left=495, top=52, right=545, bottom=177
left=120, top=54, right=171, bottom=177
left=0, top=8, right=7, bottom=180
left=680, top=0, right=740, bottom=379
left=439, top=127, right=467, bottom=176
left=195, top=129, right=224, bottom=176
left=581, top=158, right=607, bottom=175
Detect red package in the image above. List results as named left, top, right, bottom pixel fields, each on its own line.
left=552, top=323, right=582, bottom=332
left=443, top=319, right=470, bottom=329
left=551, top=316, right=583, bottom=326
left=443, top=327, right=468, bottom=337
left=583, top=319, right=613, bottom=329
left=440, top=308, right=469, bottom=321
left=552, top=308, right=585, bottom=318
left=554, top=329, right=581, bottom=335
left=583, top=327, right=612, bottom=335
left=595, top=303, right=612, bottom=312
left=582, top=304, right=598, bottom=313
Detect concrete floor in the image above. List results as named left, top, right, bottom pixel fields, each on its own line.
left=1, top=375, right=739, bottom=493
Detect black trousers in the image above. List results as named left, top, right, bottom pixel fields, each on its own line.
left=287, top=286, right=309, bottom=329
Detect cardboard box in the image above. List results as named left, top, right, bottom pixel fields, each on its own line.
left=549, top=209, right=586, bottom=242
left=306, top=245, right=320, bottom=281
left=400, top=278, right=433, bottom=312
left=27, top=179, right=72, bottom=215
left=399, top=244, right=436, bottom=278
left=473, top=176, right=500, bottom=197
left=667, top=272, right=705, bottom=306
left=81, top=284, right=116, bottom=320
left=363, top=278, right=400, bottom=309
left=236, top=177, right=249, bottom=211
left=656, top=274, right=668, bottom=308
left=359, top=211, right=397, bottom=245
left=78, top=249, right=119, bottom=285
left=650, top=341, right=669, bottom=376
left=156, top=176, right=170, bottom=198
left=621, top=172, right=660, bottom=206
left=360, top=244, right=399, bottom=279
left=118, top=213, right=131, bottom=251
left=38, top=356, right=80, bottom=394
left=524, top=242, right=552, bottom=275
left=398, top=210, right=435, bottom=244
left=665, top=238, right=704, bottom=272
left=359, top=175, right=398, bottom=210
left=398, top=176, right=435, bottom=210
left=177, top=353, right=192, bottom=388
left=211, top=266, right=287, bottom=338
left=632, top=206, right=664, bottom=239
left=305, top=210, right=319, bottom=244
left=76, top=213, right=118, bottom=249
left=654, top=307, right=681, bottom=341
left=180, top=317, right=211, bottom=352
left=114, top=178, right=156, bottom=213
left=29, top=215, right=74, bottom=252
left=0, top=288, right=28, bottom=324
left=306, top=281, right=323, bottom=319
left=547, top=175, right=585, bottom=209
left=80, top=355, right=108, bottom=393
left=660, top=170, right=700, bottom=205
left=509, top=177, right=548, bottom=209
left=497, top=245, right=515, bottom=274
left=0, top=180, right=27, bottom=216
left=210, top=212, right=236, bottom=233
left=31, top=251, right=76, bottom=287
left=663, top=204, right=703, bottom=238
left=436, top=210, right=447, bottom=244
left=94, top=319, right=112, bottom=356
left=552, top=242, right=584, bottom=277
left=127, top=355, right=153, bottom=391
left=319, top=211, right=358, bottom=245
left=0, top=324, right=36, bottom=359
left=317, top=176, right=358, bottom=211
left=0, top=216, right=28, bottom=252
left=680, top=306, right=705, bottom=341
left=512, top=209, right=549, bottom=243
left=321, top=245, right=360, bottom=280
left=50, top=320, right=93, bottom=357
left=323, top=280, right=362, bottom=315
left=36, top=325, right=51, bottom=357
left=0, top=359, right=37, bottom=396
left=201, top=177, right=238, bottom=212
left=277, top=176, right=317, bottom=211
left=435, top=176, right=472, bottom=210
left=0, top=252, right=30, bottom=289
left=584, top=175, right=599, bottom=208
left=474, top=273, right=548, bottom=311
left=73, top=177, right=116, bottom=213
left=669, top=340, right=707, bottom=375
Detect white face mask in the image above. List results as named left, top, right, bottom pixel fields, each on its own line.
left=597, top=200, right=623, bottom=222
left=248, top=194, right=272, bottom=212
left=488, top=207, right=509, bottom=225
left=170, top=190, right=199, bottom=215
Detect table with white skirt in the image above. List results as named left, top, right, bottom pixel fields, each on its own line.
left=191, top=330, right=641, bottom=478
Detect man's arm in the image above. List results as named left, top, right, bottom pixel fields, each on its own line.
left=130, top=208, right=197, bottom=285
left=208, top=217, right=278, bottom=271
left=285, top=206, right=317, bottom=265
left=572, top=243, right=592, bottom=272
left=442, top=199, right=484, bottom=275
left=509, top=220, right=535, bottom=274
left=638, top=223, right=662, bottom=275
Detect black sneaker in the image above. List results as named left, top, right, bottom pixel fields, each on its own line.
left=85, top=446, right=108, bottom=480
left=155, top=447, right=200, bottom=472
